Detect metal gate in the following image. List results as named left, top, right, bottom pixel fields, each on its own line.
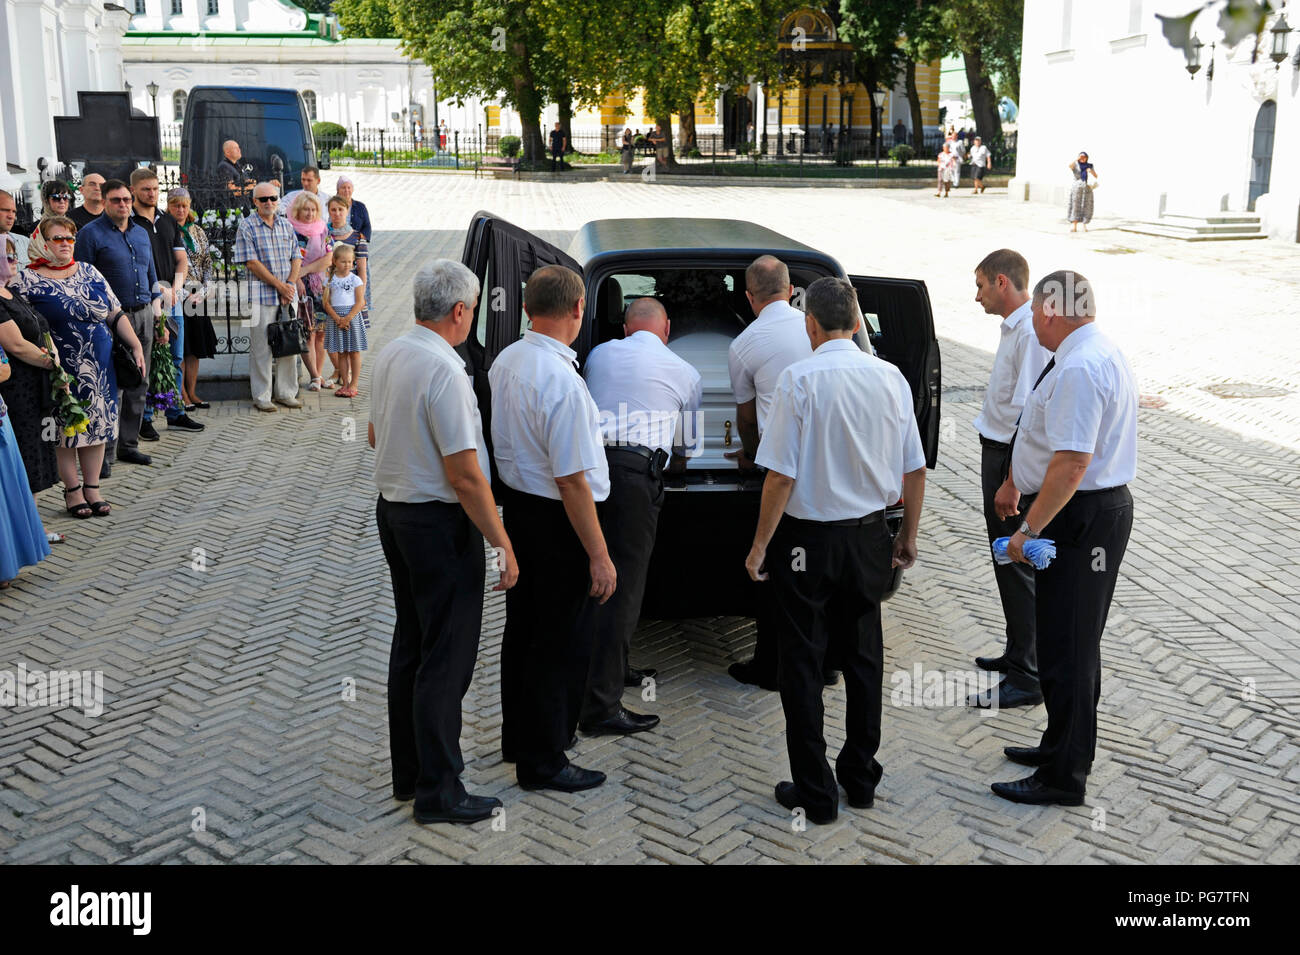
left=1248, top=100, right=1276, bottom=212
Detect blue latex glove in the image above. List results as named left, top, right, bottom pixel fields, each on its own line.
left=992, top=536, right=1057, bottom=570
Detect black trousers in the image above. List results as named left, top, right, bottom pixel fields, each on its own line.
left=500, top=488, right=598, bottom=781
left=1030, top=486, right=1133, bottom=793
left=981, top=440, right=1038, bottom=687
left=768, top=514, right=894, bottom=818
left=551, top=148, right=563, bottom=171
left=582, top=449, right=664, bottom=722
left=376, top=496, right=485, bottom=811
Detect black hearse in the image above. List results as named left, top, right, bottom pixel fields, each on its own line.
left=179, top=86, right=318, bottom=210
left=458, top=213, right=941, bottom=619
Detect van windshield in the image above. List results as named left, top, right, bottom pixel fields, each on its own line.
left=186, top=98, right=311, bottom=182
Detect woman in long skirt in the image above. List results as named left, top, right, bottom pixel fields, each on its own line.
left=1067, top=151, right=1098, bottom=231
left=0, top=352, right=51, bottom=589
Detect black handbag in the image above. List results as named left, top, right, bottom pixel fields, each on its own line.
left=109, top=313, right=144, bottom=390
left=266, top=302, right=309, bottom=358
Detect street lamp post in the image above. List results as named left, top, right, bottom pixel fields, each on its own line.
left=147, top=81, right=159, bottom=117
left=871, top=89, right=887, bottom=171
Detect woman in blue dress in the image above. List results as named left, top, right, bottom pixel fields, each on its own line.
left=13, top=217, right=145, bottom=518
left=0, top=345, right=50, bottom=588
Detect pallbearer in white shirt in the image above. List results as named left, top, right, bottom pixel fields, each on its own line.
left=726, top=255, right=814, bottom=691
left=580, top=298, right=702, bottom=736
left=745, top=277, right=926, bottom=825
left=970, top=250, right=1053, bottom=709
left=993, top=270, right=1137, bottom=806
left=368, top=259, right=518, bottom=826
left=490, top=265, right=616, bottom=794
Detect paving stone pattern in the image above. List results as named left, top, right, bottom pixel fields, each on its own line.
left=0, top=178, right=1296, bottom=864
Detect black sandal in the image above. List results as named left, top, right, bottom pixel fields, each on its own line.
left=82, top=484, right=111, bottom=517
left=63, top=484, right=93, bottom=519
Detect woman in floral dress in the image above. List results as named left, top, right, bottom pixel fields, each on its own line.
left=15, top=217, right=145, bottom=518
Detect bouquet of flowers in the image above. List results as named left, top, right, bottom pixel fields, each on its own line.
left=43, top=332, right=90, bottom=438
left=146, top=319, right=181, bottom=414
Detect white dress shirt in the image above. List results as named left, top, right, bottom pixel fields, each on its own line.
left=728, top=299, right=812, bottom=434
left=757, top=339, right=927, bottom=521
left=974, top=301, right=1053, bottom=444
left=370, top=325, right=489, bottom=503
left=489, top=330, right=610, bottom=501
left=584, top=330, right=703, bottom=455
left=1011, top=322, right=1138, bottom=496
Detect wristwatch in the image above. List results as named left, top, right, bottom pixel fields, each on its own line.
left=1018, top=520, right=1040, bottom=540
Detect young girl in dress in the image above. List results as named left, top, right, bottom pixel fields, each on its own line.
left=322, top=244, right=367, bottom=398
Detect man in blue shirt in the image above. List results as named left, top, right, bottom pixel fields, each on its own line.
left=74, top=178, right=160, bottom=470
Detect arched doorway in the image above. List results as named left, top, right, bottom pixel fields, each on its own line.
left=1248, top=100, right=1276, bottom=212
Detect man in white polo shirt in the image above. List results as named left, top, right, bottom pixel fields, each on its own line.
left=490, top=264, right=616, bottom=794
left=970, top=249, right=1052, bottom=709
left=745, top=277, right=927, bottom=825
left=726, top=254, right=814, bottom=691
left=369, top=258, right=517, bottom=826
left=993, top=270, right=1136, bottom=806
left=580, top=296, right=702, bottom=737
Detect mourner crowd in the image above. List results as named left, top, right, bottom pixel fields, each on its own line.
left=370, top=250, right=1136, bottom=825
left=0, top=151, right=374, bottom=589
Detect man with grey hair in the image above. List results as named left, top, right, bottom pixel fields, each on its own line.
left=992, top=270, right=1136, bottom=806
left=368, top=258, right=518, bottom=825
left=579, top=296, right=702, bottom=736
left=726, top=254, right=814, bottom=690
left=745, top=276, right=926, bottom=824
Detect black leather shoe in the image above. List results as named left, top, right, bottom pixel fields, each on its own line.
left=138, top=421, right=160, bottom=442
left=774, top=781, right=837, bottom=824
left=975, top=654, right=1007, bottom=672
left=624, top=666, right=658, bottom=687
left=167, top=413, right=205, bottom=432
left=823, top=669, right=842, bottom=687
left=729, top=660, right=778, bottom=691
left=1004, top=745, right=1051, bottom=767
left=414, top=793, right=502, bottom=824
left=991, top=776, right=1084, bottom=806
left=580, top=705, right=660, bottom=736
left=117, top=448, right=152, bottom=465
left=519, top=764, right=606, bottom=793
left=969, top=680, right=1043, bottom=709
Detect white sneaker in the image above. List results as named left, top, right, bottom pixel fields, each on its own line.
left=253, top=400, right=277, bottom=413
left=273, top=396, right=302, bottom=409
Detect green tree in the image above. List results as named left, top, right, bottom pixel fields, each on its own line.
left=334, top=0, right=395, bottom=38
left=939, top=0, right=1022, bottom=140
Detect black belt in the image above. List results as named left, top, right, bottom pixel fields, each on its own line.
left=605, top=443, right=669, bottom=472
left=787, top=510, right=886, bottom=528
left=979, top=435, right=1011, bottom=450
left=1022, top=484, right=1127, bottom=508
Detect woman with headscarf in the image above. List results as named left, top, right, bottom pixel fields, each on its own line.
left=15, top=216, right=145, bottom=519
left=40, top=180, right=73, bottom=221
left=165, top=188, right=218, bottom=409
left=0, top=342, right=51, bottom=589
left=0, top=234, right=63, bottom=543
left=1067, top=151, right=1098, bottom=232
left=288, top=191, right=332, bottom=390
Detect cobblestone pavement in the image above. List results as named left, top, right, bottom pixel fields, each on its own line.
left=0, top=177, right=1296, bottom=864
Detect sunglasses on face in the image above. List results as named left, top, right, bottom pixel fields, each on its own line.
left=48, top=194, right=71, bottom=202
left=47, top=236, right=76, bottom=244
left=107, top=196, right=132, bottom=204
left=5, top=254, right=16, bottom=262
left=255, top=196, right=278, bottom=203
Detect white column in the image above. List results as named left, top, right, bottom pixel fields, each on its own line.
left=97, top=6, right=133, bottom=94
left=9, top=0, right=63, bottom=168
